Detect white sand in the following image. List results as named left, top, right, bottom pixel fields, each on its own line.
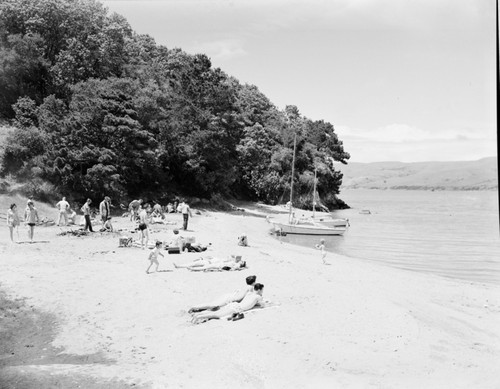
left=1, top=204, right=499, bottom=388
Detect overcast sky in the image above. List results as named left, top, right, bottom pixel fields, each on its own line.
left=102, top=0, right=496, bottom=163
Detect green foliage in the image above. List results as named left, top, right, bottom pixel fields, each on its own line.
left=0, top=0, right=351, bottom=208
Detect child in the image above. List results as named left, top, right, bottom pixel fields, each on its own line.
left=100, top=216, right=113, bottom=232
left=7, top=203, right=20, bottom=242
left=315, top=238, right=328, bottom=265
left=146, top=241, right=164, bottom=274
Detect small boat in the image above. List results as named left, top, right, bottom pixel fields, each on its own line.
left=269, top=135, right=349, bottom=236
left=272, top=217, right=348, bottom=236
left=359, top=209, right=371, bottom=215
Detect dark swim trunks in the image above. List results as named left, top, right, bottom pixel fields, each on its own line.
left=28, top=223, right=36, bottom=227
left=138, top=223, right=147, bottom=230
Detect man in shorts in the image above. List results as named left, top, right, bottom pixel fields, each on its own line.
left=138, top=204, right=150, bottom=249
left=56, top=196, right=70, bottom=226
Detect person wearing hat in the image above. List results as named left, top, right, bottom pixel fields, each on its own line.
left=99, top=196, right=111, bottom=226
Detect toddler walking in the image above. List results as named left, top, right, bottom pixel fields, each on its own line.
left=315, top=238, right=329, bottom=265
left=146, top=241, right=164, bottom=274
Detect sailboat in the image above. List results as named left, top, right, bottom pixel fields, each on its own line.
left=269, top=134, right=349, bottom=236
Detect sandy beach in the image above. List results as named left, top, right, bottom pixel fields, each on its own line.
left=1, top=199, right=499, bottom=389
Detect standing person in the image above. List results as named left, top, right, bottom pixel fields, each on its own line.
left=7, top=203, right=20, bottom=242
left=81, top=198, right=93, bottom=232
left=180, top=200, right=193, bottom=231
left=315, top=238, right=328, bottom=265
left=24, top=201, right=40, bottom=242
left=99, top=196, right=111, bottom=226
left=138, top=204, right=150, bottom=249
left=56, top=196, right=70, bottom=226
left=128, top=199, right=143, bottom=221
left=146, top=241, right=165, bottom=274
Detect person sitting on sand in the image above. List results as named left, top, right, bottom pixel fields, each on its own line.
left=152, top=203, right=163, bottom=217
left=146, top=241, right=165, bottom=274
left=191, top=283, right=265, bottom=324
left=167, top=229, right=185, bottom=251
left=188, top=275, right=257, bottom=313
left=67, top=208, right=77, bottom=225
left=100, top=216, right=113, bottom=232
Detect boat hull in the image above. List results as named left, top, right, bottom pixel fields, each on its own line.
left=272, top=222, right=347, bottom=236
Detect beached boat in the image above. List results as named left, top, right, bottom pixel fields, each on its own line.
left=271, top=216, right=348, bottom=236
left=269, top=135, right=349, bottom=236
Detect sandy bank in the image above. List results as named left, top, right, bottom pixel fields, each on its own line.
left=1, top=201, right=499, bottom=388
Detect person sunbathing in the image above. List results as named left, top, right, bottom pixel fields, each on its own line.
left=191, top=283, right=265, bottom=324
left=187, top=260, right=246, bottom=272
left=173, top=256, right=242, bottom=270
left=188, top=275, right=257, bottom=313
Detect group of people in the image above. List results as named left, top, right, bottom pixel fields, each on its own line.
left=189, top=275, right=266, bottom=324
left=129, top=199, right=192, bottom=230
left=79, top=196, right=113, bottom=233
left=6, top=200, right=40, bottom=242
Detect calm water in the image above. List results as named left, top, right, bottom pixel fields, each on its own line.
left=276, top=189, right=500, bottom=285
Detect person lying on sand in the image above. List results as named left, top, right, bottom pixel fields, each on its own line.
left=174, top=256, right=246, bottom=272
left=191, top=283, right=265, bottom=324
left=173, top=255, right=240, bottom=269
left=188, top=275, right=257, bottom=314
left=187, top=260, right=246, bottom=272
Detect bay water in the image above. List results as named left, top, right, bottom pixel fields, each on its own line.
left=277, top=189, right=500, bottom=285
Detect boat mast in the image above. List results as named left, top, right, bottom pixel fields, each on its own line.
left=313, top=166, right=317, bottom=218
left=288, top=132, right=297, bottom=224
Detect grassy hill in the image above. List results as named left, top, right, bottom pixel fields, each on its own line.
left=338, top=157, right=498, bottom=190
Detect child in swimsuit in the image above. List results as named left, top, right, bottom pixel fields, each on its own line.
left=146, top=241, right=164, bottom=274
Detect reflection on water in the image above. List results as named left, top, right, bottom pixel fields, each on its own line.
left=274, top=189, right=500, bottom=285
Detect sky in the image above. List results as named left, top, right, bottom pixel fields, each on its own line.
left=101, top=0, right=496, bottom=163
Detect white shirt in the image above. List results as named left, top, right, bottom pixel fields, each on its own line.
left=57, top=200, right=70, bottom=212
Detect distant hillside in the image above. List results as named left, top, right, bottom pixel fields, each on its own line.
left=338, top=157, right=498, bottom=190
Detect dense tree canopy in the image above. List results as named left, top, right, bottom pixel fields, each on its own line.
left=0, top=0, right=350, bottom=209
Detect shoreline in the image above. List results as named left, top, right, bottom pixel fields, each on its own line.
left=1, top=200, right=499, bottom=388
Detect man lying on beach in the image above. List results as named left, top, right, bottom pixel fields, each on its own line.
left=173, top=256, right=246, bottom=272
left=188, top=275, right=257, bottom=313
left=191, top=283, right=265, bottom=324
